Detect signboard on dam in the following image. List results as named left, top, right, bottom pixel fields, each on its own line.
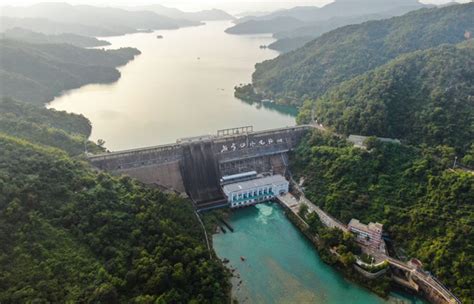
left=88, top=125, right=311, bottom=208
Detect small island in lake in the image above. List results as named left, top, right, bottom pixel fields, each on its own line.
left=157, top=35, right=164, bottom=39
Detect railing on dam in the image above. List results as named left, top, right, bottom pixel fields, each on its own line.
left=88, top=125, right=312, bottom=171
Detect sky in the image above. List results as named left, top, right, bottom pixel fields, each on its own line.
left=0, top=0, right=470, bottom=14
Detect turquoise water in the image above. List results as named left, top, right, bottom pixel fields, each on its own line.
left=213, top=202, right=426, bottom=304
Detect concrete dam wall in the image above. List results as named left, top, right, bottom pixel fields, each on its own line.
left=181, top=141, right=225, bottom=206
left=88, top=125, right=311, bottom=207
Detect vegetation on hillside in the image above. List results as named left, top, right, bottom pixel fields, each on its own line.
left=298, top=42, right=474, bottom=155
left=234, top=84, right=263, bottom=102
left=290, top=130, right=474, bottom=302
left=0, top=98, right=104, bottom=155
left=0, top=39, right=140, bottom=104
left=225, top=16, right=305, bottom=35
left=1, top=28, right=111, bottom=47
left=0, top=134, right=230, bottom=303
left=250, top=3, right=474, bottom=105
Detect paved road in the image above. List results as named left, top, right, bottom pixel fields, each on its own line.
left=278, top=193, right=348, bottom=232
left=277, top=193, right=460, bottom=304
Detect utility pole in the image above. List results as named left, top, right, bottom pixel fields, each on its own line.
left=84, top=140, right=88, bottom=155
left=453, top=156, right=458, bottom=169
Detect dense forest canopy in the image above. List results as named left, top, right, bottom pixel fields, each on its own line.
left=0, top=97, right=104, bottom=155
left=0, top=133, right=230, bottom=303
left=298, top=42, right=474, bottom=155
left=250, top=3, right=474, bottom=105
left=0, top=5, right=238, bottom=302
left=0, top=39, right=140, bottom=104
left=290, top=130, right=474, bottom=302
left=0, top=1, right=472, bottom=302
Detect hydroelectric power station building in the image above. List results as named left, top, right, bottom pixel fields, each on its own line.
left=221, top=172, right=289, bottom=208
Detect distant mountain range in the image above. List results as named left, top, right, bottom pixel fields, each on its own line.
left=0, top=3, right=203, bottom=37
left=236, top=0, right=427, bottom=23
left=226, top=0, right=431, bottom=52
left=0, top=16, right=123, bottom=37
left=126, top=4, right=234, bottom=22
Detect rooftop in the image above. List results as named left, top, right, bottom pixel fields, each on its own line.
left=348, top=219, right=383, bottom=233
left=221, top=171, right=257, bottom=181
left=222, top=175, right=287, bottom=193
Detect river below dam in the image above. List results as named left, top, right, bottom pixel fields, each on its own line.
left=213, top=203, right=426, bottom=304
left=48, top=21, right=296, bottom=151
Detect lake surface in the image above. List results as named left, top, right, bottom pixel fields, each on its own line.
left=48, top=21, right=296, bottom=151
left=213, top=203, right=426, bottom=304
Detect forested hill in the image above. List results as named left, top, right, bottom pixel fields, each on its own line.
left=0, top=39, right=140, bottom=104
left=225, top=16, right=305, bottom=34
left=298, top=42, right=474, bottom=155
left=0, top=97, right=104, bottom=155
left=291, top=131, right=474, bottom=302
left=1, top=28, right=111, bottom=48
left=0, top=134, right=230, bottom=303
left=250, top=2, right=474, bottom=105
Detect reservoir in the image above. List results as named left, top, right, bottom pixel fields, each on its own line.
left=213, top=203, right=426, bottom=304
left=48, top=21, right=296, bottom=151
left=49, top=19, right=424, bottom=303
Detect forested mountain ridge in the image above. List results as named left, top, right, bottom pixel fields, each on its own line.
left=298, top=42, right=474, bottom=155
left=226, top=0, right=427, bottom=45
left=1, top=28, right=110, bottom=48
left=0, top=39, right=140, bottom=104
left=233, top=0, right=425, bottom=25
left=250, top=3, right=474, bottom=105
left=0, top=16, right=123, bottom=37
left=225, top=16, right=305, bottom=34
left=0, top=97, right=104, bottom=155
left=0, top=134, right=230, bottom=303
left=291, top=130, right=474, bottom=302
left=268, top=7, right=425, bottom=53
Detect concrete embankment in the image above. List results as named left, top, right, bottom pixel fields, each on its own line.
left=275, top=193, right=460, bottom=304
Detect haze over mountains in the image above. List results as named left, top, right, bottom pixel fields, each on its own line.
left=0, top=3, right=201, bottom=36
left=226, top=0, right=432, bottom=52
left=124, top=4, right=235, bottom=21
left=0, top=2, right=235, bottom=37
left=1, top=27, right=110, bottom=47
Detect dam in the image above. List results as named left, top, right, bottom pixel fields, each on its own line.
left=88, top=125, right=310, bottom=209
left=88, top=124, right=461, bottom=304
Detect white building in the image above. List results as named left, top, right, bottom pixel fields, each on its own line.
left=348, top=219, right=385, bottom=253
left=222, top=175, right=289, bottom=208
